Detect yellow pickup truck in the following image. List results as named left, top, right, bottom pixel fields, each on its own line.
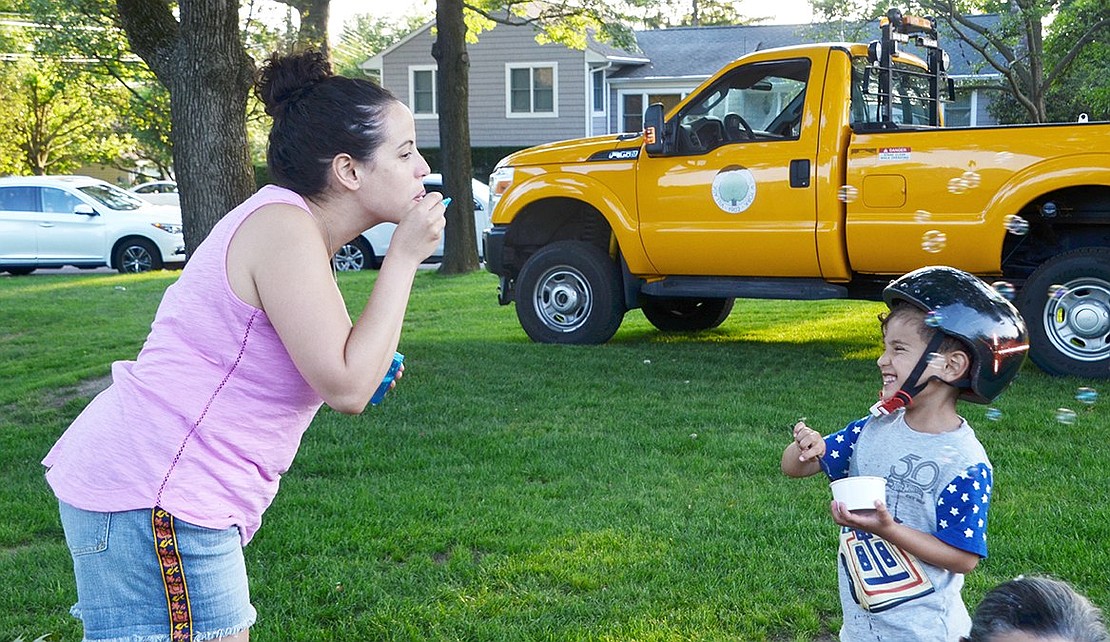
left=482, top=10, right=1110, bottom=379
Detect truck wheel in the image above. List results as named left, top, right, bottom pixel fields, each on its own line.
left=641, top=295, right=735, bottom=332
left=1017, top=247, right=1110, bottom=378
left=515, top=241, right=625, bottom=344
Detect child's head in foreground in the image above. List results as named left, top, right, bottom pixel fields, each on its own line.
left=963, top=575, right=1109, bottom=642
left=875, top=266, right=1029, bottom=411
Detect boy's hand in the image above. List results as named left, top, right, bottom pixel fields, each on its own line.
left=792, top=421, right=826, bottom=463
left=831, top=499, right=896, bottom=535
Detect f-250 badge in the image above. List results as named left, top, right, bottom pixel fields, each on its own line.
left=711, top=165, right=756, bottom=214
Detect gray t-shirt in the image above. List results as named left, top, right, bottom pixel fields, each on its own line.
left=820, top=409, right=992, bottom=642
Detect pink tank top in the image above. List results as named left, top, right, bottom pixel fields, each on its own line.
left=43, top=185, right=324, bottom=544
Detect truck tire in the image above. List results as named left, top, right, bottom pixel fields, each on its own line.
left=641, top=295, right=735, bottom=332
left=515, top=241, right=625, bottom=344
left=1017, top=247, right=1110, bottom=378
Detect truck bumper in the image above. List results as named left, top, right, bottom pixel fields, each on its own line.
left=482, top=227, right=513, bottom=305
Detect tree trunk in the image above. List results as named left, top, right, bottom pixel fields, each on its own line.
left=433, top=0, right=479, bottom=275
left=275, top=0, right=332, bottom=60
left=116, top=0, right=256, bottom=255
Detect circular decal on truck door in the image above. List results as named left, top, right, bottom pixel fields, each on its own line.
left=711, top=165, right=757, bottom=213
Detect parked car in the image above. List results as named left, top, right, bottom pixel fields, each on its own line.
left=331, top=175, right=493, bottom=271
left=129, top=180, right=180, bottom=206
left=0, top=175, right=186, bottom=275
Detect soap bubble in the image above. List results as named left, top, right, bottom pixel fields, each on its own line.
left=991, top=281, right=1016, bottom=301
left=961, top=170, right=981, bottom=190
left=924, top=310, right=945, bottom=328
left=1075, top=387, right=1098, bottom=405
left=1048, top=284, right=1069, bottom=300
left=1003, top=214, right=1030, bottom=235
left=947, top=177, right=969, bottom=194
left=838, top=185, right=859, bottom=203
left=914, top=210, right=932, bottom=223
left=985, top=407, right=1002, bottom=421
left=1055, top=408, right=1078, bottom=425
left=921, top=230, right=947, bottom=253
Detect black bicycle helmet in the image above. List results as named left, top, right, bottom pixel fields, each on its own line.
left=883, top=266, right=1029, bottom=404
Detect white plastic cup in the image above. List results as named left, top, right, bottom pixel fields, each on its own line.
left=830, top=476, right=887, bottom=511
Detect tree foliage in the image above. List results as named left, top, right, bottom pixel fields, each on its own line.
left=625, top=0, right=761, bottom=28
left=332, top=12, right=429, bottom=78
left=0, top=0, right=148, bottom=176
left=0, top=60, right=134, bottom=175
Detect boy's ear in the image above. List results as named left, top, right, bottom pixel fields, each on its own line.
left=942, top=350, right=971, bottom=383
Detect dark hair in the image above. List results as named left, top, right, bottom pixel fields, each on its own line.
left=967, top=576, right=1109, bottom=642
left=880, top=301, right=967, bottom=356
left=255, top=49, right=399, bottom=196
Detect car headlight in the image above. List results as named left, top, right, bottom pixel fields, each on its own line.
left=153, top=222, right=183, bottom=235
left=488, top=166, right=514, bottom=212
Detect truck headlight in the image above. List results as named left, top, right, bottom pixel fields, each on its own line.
left=488, top=166, right=515, bottom=211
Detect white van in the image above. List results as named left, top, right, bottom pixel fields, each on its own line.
left=0, top=175, right=186, bottom=275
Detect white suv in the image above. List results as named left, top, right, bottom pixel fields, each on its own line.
left=0, top=175, right=186, bottom=275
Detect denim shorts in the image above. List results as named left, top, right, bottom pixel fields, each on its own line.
left=59, top=501, right=256, bottom=641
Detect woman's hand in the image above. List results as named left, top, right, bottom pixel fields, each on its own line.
left=388, top=194, right=447, bottom=265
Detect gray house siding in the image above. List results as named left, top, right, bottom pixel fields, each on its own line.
left=378, top=22, right=590, bottom=148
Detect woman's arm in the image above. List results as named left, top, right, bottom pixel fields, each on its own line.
left=229, top=198, right=443, bottom=413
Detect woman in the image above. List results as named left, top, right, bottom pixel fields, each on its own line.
left=42, top=49, right=446, bottom=641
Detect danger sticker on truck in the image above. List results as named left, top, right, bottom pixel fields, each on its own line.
left=711, top=165, right=757, bottom=214
left=879, top=146, right=911, bottom=161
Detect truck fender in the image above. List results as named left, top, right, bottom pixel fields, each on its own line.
left=985, top=154, right=1110, bottom=228
left=496, top=171, right=654, bottom=274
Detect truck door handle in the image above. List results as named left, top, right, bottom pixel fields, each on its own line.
left=789, top=159, right=810, bottom=188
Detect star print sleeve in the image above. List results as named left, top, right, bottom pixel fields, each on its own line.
left=821, top=417, right=868, bottom=481
left=933, top=463, right=992, bottom=558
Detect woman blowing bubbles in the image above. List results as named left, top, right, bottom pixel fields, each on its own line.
left=41, top=50, right=445, bottom=641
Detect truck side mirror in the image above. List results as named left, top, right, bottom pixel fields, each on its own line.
left=643, top=103, right=665, bottom=155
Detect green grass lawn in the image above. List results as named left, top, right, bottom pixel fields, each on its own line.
left=1, top=269, right=1106, bottom=641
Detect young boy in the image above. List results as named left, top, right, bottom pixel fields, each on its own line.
left=781, top=266, right=1029, bottom=642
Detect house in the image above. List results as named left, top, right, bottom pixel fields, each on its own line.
left=361, top=15, right=1003, bottom=163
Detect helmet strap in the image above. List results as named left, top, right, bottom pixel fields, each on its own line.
left=870, top=332, right=948, bottom=417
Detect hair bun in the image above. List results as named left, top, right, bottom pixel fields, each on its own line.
left=256, top=49, right=334, bottom=117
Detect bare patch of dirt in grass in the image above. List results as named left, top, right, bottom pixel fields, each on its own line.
left=43, top=374, right=112, bottom=409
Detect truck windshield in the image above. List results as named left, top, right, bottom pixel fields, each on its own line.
left=850, top=56, right=935, bottom=127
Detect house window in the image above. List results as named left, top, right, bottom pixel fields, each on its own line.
left=620, top=92, right=683, bottom=133
left=410, top=66, right=437, bottom=117
left=506, top=63, right=558, bottom=117
left=592, top=67, right=605, bottom=113
left=944, top=89, right=977, bottom=127
left=621, top=94, right=643, bottom=132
